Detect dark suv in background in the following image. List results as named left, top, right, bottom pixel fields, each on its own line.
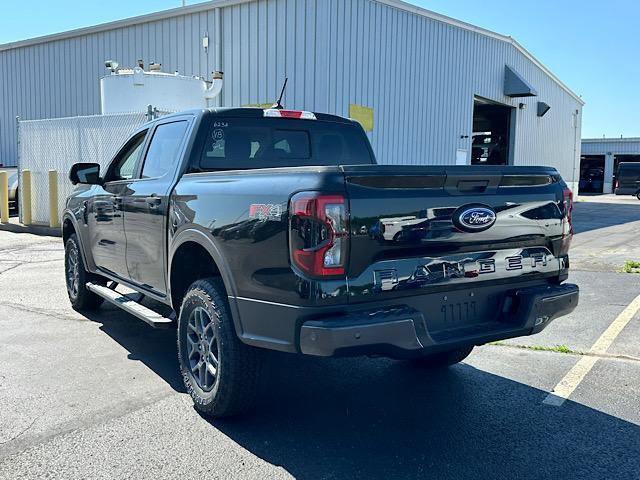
left=615, top=162, right=640, bottom=198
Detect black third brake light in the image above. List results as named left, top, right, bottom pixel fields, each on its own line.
left=289, top=193, right=348, bottom=277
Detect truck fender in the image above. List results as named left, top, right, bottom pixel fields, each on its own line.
left=62, top=211, right=96, bottom=272
left=168, top=227, right=245, bottom=338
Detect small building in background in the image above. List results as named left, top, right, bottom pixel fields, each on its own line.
left=0, top=0, right=583, bottom=190
left=580, top=138, right=640, bottom=194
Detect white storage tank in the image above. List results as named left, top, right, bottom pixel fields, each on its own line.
left=100, top=61, right=223, bottom=114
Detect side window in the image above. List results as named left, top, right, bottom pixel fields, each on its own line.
left=141, top=121, right=189, bottom=179
left=108, top=131, right=147, bottom=182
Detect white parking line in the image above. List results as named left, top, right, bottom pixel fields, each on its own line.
left=543, top=293, right=640, bottom=406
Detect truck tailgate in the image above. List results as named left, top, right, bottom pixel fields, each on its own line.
left=342, top=165, right=572, bottom=303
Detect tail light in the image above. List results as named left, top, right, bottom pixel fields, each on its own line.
left=563, top=187, right=573, bottom=233
left=289, top=193, right=348, bottom=277
left=560, top=187, right=573, bottom=254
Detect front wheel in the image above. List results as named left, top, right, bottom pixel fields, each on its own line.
left=64, top=233, right=104, bottom=311
left=636, top=191, right=640, bottom=201
left=177, top=278, right=261, bottom=418
left=407, top=345, right=474, bottom=368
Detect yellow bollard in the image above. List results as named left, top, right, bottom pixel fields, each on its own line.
left=48, top=170, right=60, bottom=229
left=0, top=171, right=8, bottom=223
left=22, top=170, right=32, bottom=225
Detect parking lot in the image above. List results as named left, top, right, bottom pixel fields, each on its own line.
left=0, top=198, right=639, bottom=480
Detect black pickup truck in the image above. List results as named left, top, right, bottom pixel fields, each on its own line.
left=64, top=107, right=578, bottom=417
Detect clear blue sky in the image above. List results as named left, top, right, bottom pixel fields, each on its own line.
left=1, top=0, right=637, bottom=138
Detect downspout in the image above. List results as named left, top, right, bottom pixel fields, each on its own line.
left=572, top=109, right=579, bottom=195
left=215, top=7, right=223, bottom=107
left=203, top=8, right=223, bottom=109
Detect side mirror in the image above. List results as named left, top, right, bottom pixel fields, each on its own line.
left=69, top=163, right=101, bottom=185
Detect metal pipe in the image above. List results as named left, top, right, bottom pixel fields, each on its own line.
left=204, top=71, right=224, bottom=107
left=215, top=7, right=223, bottom=107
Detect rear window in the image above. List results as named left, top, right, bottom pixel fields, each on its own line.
left=197, top=117, right=374, bottom=170
left=618, top=163, right=640, bottom=174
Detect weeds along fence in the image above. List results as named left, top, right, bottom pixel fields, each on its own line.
left=17, top=113, right=150, bottom=225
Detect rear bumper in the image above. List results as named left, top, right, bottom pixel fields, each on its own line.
left=298, top=283, right=579, bottom=357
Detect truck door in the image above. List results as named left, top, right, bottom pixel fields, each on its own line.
left=89, top=130, right=148, bottom=278
left=121, top=118, right=191, bottom=295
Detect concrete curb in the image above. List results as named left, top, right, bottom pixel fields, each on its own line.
left=0, top=219, right=61, bottom=237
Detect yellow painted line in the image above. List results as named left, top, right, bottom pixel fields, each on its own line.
left=543, top=293, right=640, bottom=406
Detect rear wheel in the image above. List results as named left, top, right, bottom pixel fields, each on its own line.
left=177, top=278, right=260, bottom=418
left=407, top=345, right=474, bottom=368
left=64, top=233, right=104, bottom=311
left=636, top=190, right=640, bottom=201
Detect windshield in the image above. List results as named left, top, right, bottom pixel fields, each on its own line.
left=197, top=117, right=374, bottom=171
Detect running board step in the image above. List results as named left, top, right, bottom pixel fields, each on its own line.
left=86, top=282, right=174, bottom=329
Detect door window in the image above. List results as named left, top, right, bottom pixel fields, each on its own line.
left=107, top=131, right=147, bottom=182
left=141, top=121, right=189, bottom=179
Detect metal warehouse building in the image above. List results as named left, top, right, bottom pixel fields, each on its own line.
left=0, top=0, right=583, bottom=189
left=580, top=138, right=640, bottom=194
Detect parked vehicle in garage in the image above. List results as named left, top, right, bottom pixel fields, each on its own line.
left=578, top=167, right=604, bottom=194
left=62, top=107, right=579, bottom=417
left=614, top=162, right=640, bottom=196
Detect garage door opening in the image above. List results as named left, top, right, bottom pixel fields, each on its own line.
left=579, top=155, right=605, bottom=194
left=471, top=97, right=513, bottom=165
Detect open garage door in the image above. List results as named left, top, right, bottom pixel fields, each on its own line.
left=471, top=97, right=514, bottom=165
left=579, top=155, right=605, bottom=194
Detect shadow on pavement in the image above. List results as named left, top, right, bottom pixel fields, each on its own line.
left=572, top=202, right=640, bottom=234
left=79, top=307, right=640, bottom=479
left=81, top=306, right=185, bottom=392
left=211, top=352, right=640, bottom=480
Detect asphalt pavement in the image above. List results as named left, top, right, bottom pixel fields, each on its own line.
left=0, top=198, right=639, bottom=479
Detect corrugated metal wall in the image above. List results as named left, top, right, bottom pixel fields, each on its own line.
left=0, top=0, right=582, bottom=185
left=582, top=140, right=640, bottom=155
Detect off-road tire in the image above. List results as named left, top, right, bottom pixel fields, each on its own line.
left=177, top=277, right=260, bottom=418
left=408, top=345, right=474, bottom=368
left=64, top=233, right=104, bottom=311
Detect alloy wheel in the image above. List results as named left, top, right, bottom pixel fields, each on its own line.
left=186, top=306, right=219, bottom=391
left=65, top=243, right=80, bottom=299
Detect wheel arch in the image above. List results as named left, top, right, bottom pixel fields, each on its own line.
left=62, top=212, right=94, bottom=271
left=169, top=228, right=244, bottom=337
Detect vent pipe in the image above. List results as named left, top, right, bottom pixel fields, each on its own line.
left=204, top=71, right=224, bottom=106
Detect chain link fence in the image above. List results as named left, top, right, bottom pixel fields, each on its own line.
left=17, top=113, right=151, bottom=225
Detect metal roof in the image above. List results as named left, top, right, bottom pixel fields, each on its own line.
left=582, top=138, right=640, bottom=143
left=0, top=0, right=584, bottom=105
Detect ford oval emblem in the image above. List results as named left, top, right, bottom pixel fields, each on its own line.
left=452, top=205, right=497, bottom=232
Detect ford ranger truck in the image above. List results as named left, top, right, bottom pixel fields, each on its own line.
left=63, top=108, right=579, bottom=417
